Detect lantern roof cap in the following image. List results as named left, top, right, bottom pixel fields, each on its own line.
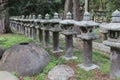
left=50, top=12, right=61, bottom=24
left=112, top=10, right=120, bottom=17
left=74, top=12, right=99, bottom=27
left=59, top=12, right=75, bottom=25
left=45, top=14, right=50, bottom=20
left=38, top=14, right=42, bottom=19
left=102, top=10, right=120, bottom=30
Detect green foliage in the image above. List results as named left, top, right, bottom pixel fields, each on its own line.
left=12, top=72, right=19, bottom=78
left=75, top=68, right=95, bottom=79
left=24, top=77, right=31, bottom=80
left=35, top=73, right=46, bottom=80
left=9, top=0, right=64, bottom=16
left=93, top=51, right=110, bottom=74
left=106, top=0, right=120, bottom=11
left=43, top=62, right=56, bottom=74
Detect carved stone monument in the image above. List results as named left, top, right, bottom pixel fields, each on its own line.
left=103, top=10, right=120, bottom=79
left=75, top=12, right=99, bottom=71
left=40, top=14, right=51, bottom=48
left=49, top=12, right=63, bottom=54
left=60, top=12, right=77, bottom=60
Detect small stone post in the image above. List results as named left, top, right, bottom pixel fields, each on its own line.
left=103, top=10, right=120, bottom=79
left=49, top=12, right=63, bottom=54
left=60, top=12, right=78, bottom=60
left=40, top=14, right=51, bottom=48
left=74, top=12, right=99, bottom=71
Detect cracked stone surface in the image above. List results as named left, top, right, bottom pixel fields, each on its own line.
left=48, top=65, right=74, bottom=80
left=0, top=71, right=19, bottom=80
left=0, top=43, right=50, bottom=76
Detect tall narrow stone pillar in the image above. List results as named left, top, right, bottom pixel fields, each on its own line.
left=32, top=15, right=37, bottom=40
left=38, top=28, right=43, bottom=42
left=45, top=30, right=49, bottom=47
left=40, top=14, right=51, bottom=48
left=83, top=40, right=92, bottom=67
left=65, top=35, right=73, bottom=57
left=74, top=12, right=99, bottom=71
left=49, top=12, right=63, bottom=54
left=37, top=14, right=43, bottom=42
left=60, top=12, right=77, bottom=60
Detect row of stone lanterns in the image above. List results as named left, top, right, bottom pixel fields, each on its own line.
left=9, top=10, right=120, bottom=79
left=10, top=11, right=99, bottom=71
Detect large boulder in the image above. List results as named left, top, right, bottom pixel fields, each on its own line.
left=0, top=43, right=50, bottom=76
left=0, top=71, right=19, bottom=80
left=0, top=46, right=5, bottom=59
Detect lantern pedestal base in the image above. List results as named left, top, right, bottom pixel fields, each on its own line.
left=51, top=49, right=63, bottom=54
left=62, top=56, right=78, bottom=61
left=44, top=44, right=52, bottom=49
left=77, top=64, right=99, bottom=71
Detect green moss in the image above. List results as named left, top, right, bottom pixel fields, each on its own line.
left=0, top=34, right=33, bottom=49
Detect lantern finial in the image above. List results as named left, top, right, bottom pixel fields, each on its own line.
left=45, top=14, right=50, bottom=20
left=54, top=12, right=59, bottom=19
left=38, top=14, right=42, bottom=19
left=66, top=12, right=72, bottom=19
left=83, top=12, right=90, bottom=21
left=32, top=15, right=36, bottom=19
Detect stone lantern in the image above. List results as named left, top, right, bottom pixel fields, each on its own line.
left=59, top=12, right=77, bottom=60
left=15, top=16, right=20, bottom=32
left=99, top=18, right=108, bottom=41
left=37, top=14, right=43, bottom=42
left=24, top=15, right=30, bottom=36
left=19, top=15, right=25, bottom=34
left=33, top=14, right=43, bottom=42
left=29, top=15, right=35, bottom=37
left=74, top=12, right=99, bottom=71
left=27, top=15, right=33, bottom=38
left=9, top=17, right=16, bottom=31
left=49, top=12, right=63, bottom=54
left=103, top=10, right=120, bottom=79
left=22, top=15, right=28, bottom=35
left=18, top=16, right=23, bottom=33
left=31, top=15, right=37, bottom=40
left=29, top=15, right=36, bottom=39
left=40, top=14, right=51, bottom=48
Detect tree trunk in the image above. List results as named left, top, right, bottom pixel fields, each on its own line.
left=4, top=8, right=12, bottom=33
left=73, top=0, right=80, bottom=34
left=0, top=0, right=12, bottom=34
left=73, top=0, right=80, bottom=20
left=64, top=0, right=73, bottom=19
